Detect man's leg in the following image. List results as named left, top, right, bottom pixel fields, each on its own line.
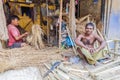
left=80, top=48, right=96, bottom=64
left=92, top=50, right=104, bottom=60
left=21, top=43, right=27, bottom=47
left=10, top=42, right=27, bottom=48
left=77, top=47, right=87, bottom=62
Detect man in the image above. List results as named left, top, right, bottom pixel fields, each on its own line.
left=8, top=15, right=28, bottom=48
left=75, top=23, right=106, bottom=65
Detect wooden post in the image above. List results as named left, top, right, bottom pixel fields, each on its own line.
left=103, top=0, right=108, bottom=35
left=103, top=0, right=112, bottom=37
left=59, top=0, right=63, bottom=49
left=69, top=0, right=76, bottom=40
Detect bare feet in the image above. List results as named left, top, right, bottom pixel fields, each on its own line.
left=21, top=43, right=28, bottom=47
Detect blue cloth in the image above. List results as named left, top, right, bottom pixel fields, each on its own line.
left=62, top=36, right=74, bottom=47
left=61, top=21, right=66, bottom=31
left=93, top=0, right=98, bottom=3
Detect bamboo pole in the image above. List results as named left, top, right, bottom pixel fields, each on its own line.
left=46, top=0, right=50, bottom=44
left=59, top=0, right=63, bottom=49
left=66, top=26, right=78, bottom=55
left=103, top=0, right=108, bottom=35
left=44, top=63, right=61, bottom=80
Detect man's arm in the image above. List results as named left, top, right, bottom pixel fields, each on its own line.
left=10, top=28, right=28, bottom=41
left=75, top=35, right=89, bottom=49
left=94, top=34, right=106, bottom=52
left=14, top=32, right=28, bottom=41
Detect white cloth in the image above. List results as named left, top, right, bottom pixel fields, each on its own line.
left=0, top=0, right=8, bottom=40
left=0, top=67, right=43, bottom=80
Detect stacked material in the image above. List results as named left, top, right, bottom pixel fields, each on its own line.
left=27, top=24, right=45, bottom=49
left=42, top=61, right=89, bottom=80
left=0, top=46, right=63, bottom=72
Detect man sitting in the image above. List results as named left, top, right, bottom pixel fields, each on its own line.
left=8, top=15, right=28, bottom=48
left=75, top=23, right=106, bottom=65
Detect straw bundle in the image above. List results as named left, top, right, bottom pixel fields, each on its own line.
left=27, top=24, right=45, bottom=49
left=0, top=46, right=64, bottom=72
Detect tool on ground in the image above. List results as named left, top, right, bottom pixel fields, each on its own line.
left=43, top=61, right=61, bottom=78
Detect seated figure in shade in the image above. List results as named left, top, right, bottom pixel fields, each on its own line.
left=7, top=15, right=28, bottom=48
left=75, top=22, right=106, bottom=65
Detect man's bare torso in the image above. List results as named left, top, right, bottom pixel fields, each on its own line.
left=81, top=33, right=96, bottom=48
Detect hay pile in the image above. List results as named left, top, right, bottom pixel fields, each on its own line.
left=0, top=46, right=64, bottom=72
left=27, top=24, right=45, bottom=49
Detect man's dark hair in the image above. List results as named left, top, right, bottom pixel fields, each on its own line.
left=9, top=15, right=20, bottom=23
left=85, top=22, right=94, bottom=29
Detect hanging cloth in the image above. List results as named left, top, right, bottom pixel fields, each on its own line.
left=0, top=0, right=8, bottom=40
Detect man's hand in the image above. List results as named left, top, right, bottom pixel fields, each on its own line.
left=90, top=48, right=96, bottom=54
left=14, top=32, right=29, bottom=41
left=23, top=32, right=29, bottom=37
left=90, top=48, right=100, bottom=54
left=94, top=48, right=100, bottom=53
left=86, top=47, right=98, bottom=54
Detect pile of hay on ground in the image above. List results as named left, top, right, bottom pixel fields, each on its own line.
left=0, top=46, right=69, bottom=72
